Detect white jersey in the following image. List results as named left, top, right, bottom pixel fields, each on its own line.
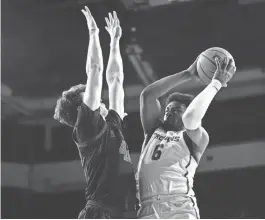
left=136, top=125, right=200, bottom=219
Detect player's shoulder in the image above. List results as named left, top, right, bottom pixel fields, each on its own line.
left=146, top=119, right=164, bottom=135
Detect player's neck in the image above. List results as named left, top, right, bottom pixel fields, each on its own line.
left=162, top=122, right=184, bottom=133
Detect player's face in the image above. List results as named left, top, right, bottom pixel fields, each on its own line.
left=163, top=101, right=186, bottom=128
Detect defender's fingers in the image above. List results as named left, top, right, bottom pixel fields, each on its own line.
left=108, top=12, right=114, bottom=25
left=113, top=11, right=118, bottom=20
left=85, top=7, right=92, bottom=17
left=105, top=17, right=110, bottom=27
left=85, top=6, right=90, bottom=13
left=113, top=11, right=118, bottom=26
left=113, top=11, right=118, bottom=24
left=114, top=12, right=121, bottom=26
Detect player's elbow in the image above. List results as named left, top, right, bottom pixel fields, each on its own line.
left=140, top=90, right=150, bottom=107
left=140, top=89, right=160, bottom=109
left=140, top=87, right=155, bottom=101
left=86, top=63, right=103, bottom=76
left=107, top=74, right=123, bottom=86
left=182, top=111, right=201, bottom=130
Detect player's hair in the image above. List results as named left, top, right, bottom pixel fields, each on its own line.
left=165, top=92, right=194, bottom=108
left=54, top=84, right=86, bottom=127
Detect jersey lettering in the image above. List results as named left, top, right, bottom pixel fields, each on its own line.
left=153, top=132, right=180, bottom=142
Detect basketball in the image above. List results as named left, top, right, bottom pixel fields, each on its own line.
left=196, top=47, right=235, bottom=85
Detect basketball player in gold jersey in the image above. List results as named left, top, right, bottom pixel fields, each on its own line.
left=136, top=56, right=236, bottom=219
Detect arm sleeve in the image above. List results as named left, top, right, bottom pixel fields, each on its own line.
left=72, top=103, right=107, bottom=147
left=182, top=80, right=221, bottom=130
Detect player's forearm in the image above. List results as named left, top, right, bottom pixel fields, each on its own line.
left=182, top=80, right=222, bottom=130
left=142, top=70, right=192, bottom=99
left=106, top=39, right=124, bottom=83
left=86, top=30, right=104, bottom=75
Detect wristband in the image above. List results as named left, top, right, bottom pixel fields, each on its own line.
left=210, top=79, right=222, bottom=92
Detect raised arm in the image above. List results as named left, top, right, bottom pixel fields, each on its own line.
left=81, top=6, right=104, bottom=110
left=182, top=57, right=236, bottom=159
left=140, top=59, right=201, bottom=135
left=105, top=11, right=125, bottom=118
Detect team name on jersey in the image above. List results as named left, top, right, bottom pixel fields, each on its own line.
left=153, top=132, right=180, bottom=143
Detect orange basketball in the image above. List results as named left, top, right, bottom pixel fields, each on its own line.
left=196, top=47, right=235, bottom=85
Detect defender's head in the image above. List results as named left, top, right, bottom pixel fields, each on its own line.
left=54, top=84, right=108, bottom=127
left=163, top=92, right=194, bottom=130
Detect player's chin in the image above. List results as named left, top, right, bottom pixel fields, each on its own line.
left=164, top=115, right=171, bottom=122
left=164, top=117, right=175, bottom=126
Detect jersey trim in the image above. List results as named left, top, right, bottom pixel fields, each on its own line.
left=141, top=119, right=163, bottom=153
left=190, top=196, right=199, bottom=219
left=184, top=155, right=192, bottom=194
left=183, top=131, right=193, bottom=153
left=183, top=131, right=200, bottom=164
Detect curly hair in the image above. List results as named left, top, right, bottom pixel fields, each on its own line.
left=165, top=92, right=194, bottom=108
left=54, top=84, right=86, bottom=127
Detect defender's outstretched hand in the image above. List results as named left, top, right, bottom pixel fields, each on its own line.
left=81, top=6, right=99, bottom=33
left=105, top=11, right=122, bottom=40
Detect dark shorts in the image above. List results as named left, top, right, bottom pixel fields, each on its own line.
left=78, top=206, right=111, bottom=219
left=78, top=200, right=123, bottom=219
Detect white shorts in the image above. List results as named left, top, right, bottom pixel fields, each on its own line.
left=138, top=195, right=200, bottom=219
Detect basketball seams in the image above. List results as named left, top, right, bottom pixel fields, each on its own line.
left=201, top=53, right=216, bottom=66
left=207, top=49, right=230, bottom=58
left=198, top=61, right=212, bottom=80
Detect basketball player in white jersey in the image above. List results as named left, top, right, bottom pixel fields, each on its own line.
left=136, top=56, right=236, bottom=219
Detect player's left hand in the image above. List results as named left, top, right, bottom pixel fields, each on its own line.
left=105, top=11, right=122, bottom=40
left=187, top=56, right=202, bottom=83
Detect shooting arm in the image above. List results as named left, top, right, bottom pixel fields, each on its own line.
left=182, top=80, right=222, bottom=157
left=182, top=79, right=222, bottom=130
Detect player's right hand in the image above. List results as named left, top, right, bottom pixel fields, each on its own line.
left=81, top=6, right=99, bottom=34
left=105, top=11, right=122, bottom=40
left=213, top=57, right=236, bottom=87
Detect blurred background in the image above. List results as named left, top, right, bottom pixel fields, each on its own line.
left=1, top=0, right=265, bottom=218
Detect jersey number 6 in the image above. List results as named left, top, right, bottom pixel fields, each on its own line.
left=151, top=144, right=164, bottom=160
